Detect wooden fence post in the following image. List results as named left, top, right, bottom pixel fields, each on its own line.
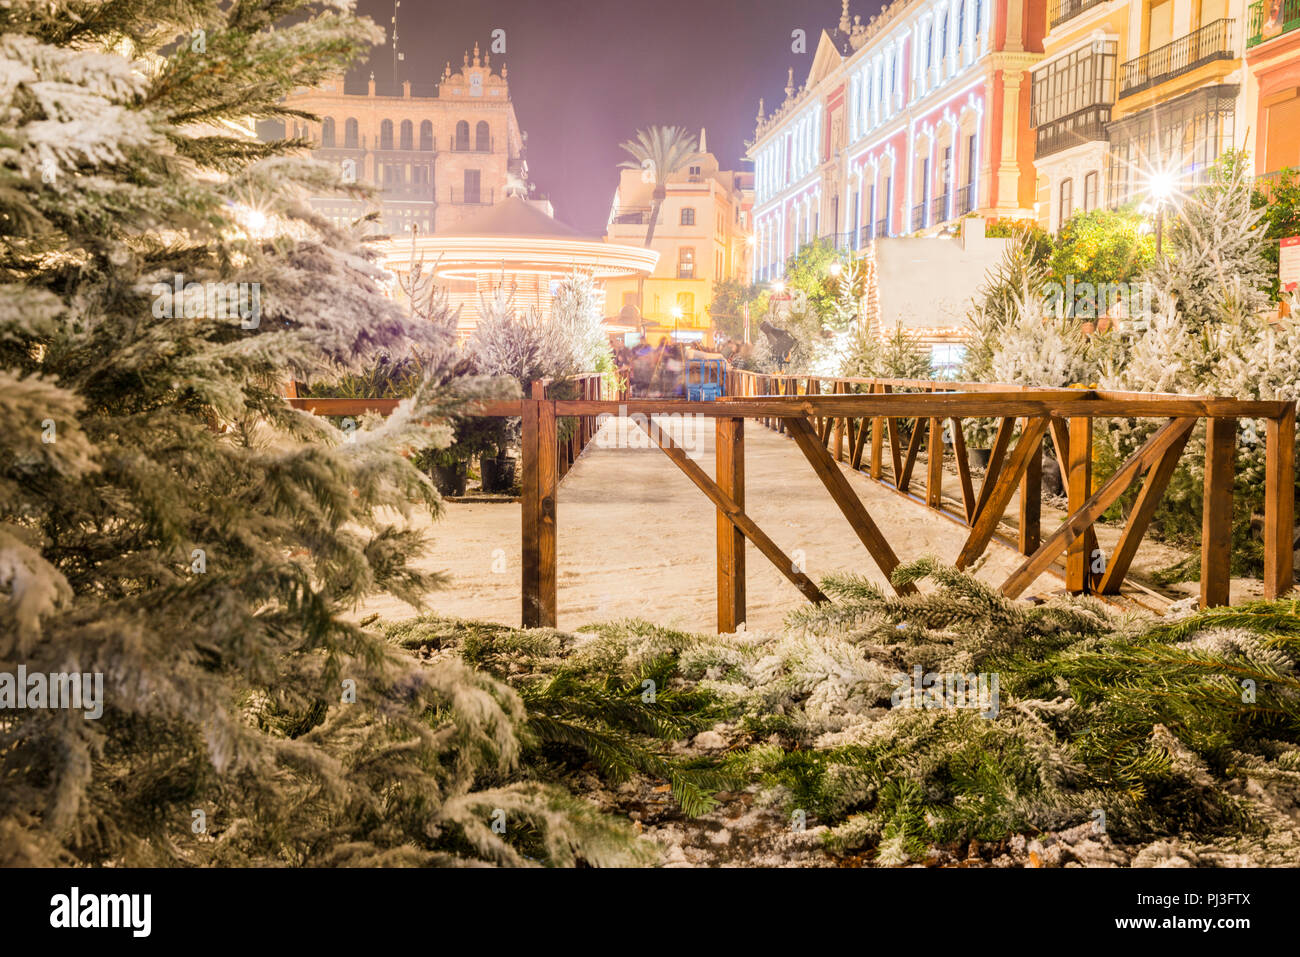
left=1019, top=435, right=1042, bottom=554
left=717, top=417, right=745, bottom=633
left=870, top=382, right=885, bottom=479
left=521, top=398, right=558, bottom=627
left=1201, top=416, right=1237, bottom=608
left=1264, top=404, right=1296, bottom=599
left=1066, top=416, right=1092, bottom=593
left=926, top=412, right=944, bottom=508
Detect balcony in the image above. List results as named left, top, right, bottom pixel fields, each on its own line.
left=931, top=192, right=950, bottom=224
left=448, top=187, right=494, bottom=206
left=1120, top=19, right=1235, bottom=98
left=609, top=207, right=659, bottom=226
left=955, top=182, right=976, bottom=216
left=1048, top=0, right=1109, bottom=30
left=1035, top=105, right=1112, bottom=158
left=450, top=137, right=495, bottom=153
left=1248, top=0, right=1300, bottom=46
left=859, top=222, right=874, bottom=246
left=911, top=202, right=927, bottom=232
left=875, top=217, right=890, bottom=239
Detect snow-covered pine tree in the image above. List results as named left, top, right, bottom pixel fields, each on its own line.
left=1148, top=151, right=1273, bottom=328
left=549, top=269, right=613, bottom=376
left=0, top=0, right=643, bottom=866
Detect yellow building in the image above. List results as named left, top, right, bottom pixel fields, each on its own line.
left=282, top=43, right=530, bottom=236
left=1032, top=0, right=1247, bottom=233
left=602, top=131, right=753, bottom=345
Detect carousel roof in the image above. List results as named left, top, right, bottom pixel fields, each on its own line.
left=382, top=196, right=657, bottom=281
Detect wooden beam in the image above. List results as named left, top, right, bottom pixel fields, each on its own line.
left=870, top=383, right=887, bottom=479
left=1264, top=404, right=1296, bottom=599
left=926, top=416, right=944, bottom=508
left=1097, top=420, right=1194, bottom=594
left=1018, top=432, right=1042, bottom=555
left=783, top=417, right=916, bottom=595
left=1066, top=416, right=1093, bottom=593
left=899, top=416, right=927, bottom=493
left=974, top=416, right=1016, bottom=520
left=716, top=417, right=746, bottom=633
left=949, top=417, right=976, bottom=524
left=521, top=399, right=558, bottom=628
left=956, top=417, right=1050, bottom=569
left=1201, top=416, right=1236, bottom=608
left=631, top=416, right=828, bottom=604
left=1001, top=417, right=1197, bottom=599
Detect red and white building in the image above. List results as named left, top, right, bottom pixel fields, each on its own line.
left=750, top=0, right=1044, bottom=282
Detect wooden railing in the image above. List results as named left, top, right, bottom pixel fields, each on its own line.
left=285, top=372, right=606, bottom=490
left=289, top=371, right=1295, bottom=632
left=726, top=370, right=1294, bottom=612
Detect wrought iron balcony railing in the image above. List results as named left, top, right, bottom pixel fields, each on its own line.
left=955, top=182, right=976, bottom=216
left=1034, top=105, right=1112, bottom=159
left=1120, top=19, right=1235, bottom=98
left=448, top=187, right=494, bottom=206
left=911, top=202, right=928, bottom=232
left=1048, top=0, right=1109, bottom=30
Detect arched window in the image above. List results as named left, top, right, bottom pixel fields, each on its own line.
left=419, top=120, right=433, bottom=151
left=455, top=120, right=470, bottom=151
left=940, top=12, right=949, bottom=61
left=399, top=119, right=413, bottom=150
left=924, top=25, right=933, bottom=70
left=380, top=119, right=394, bottom=150
left=321, top=117, right=335, bottom=147
left=975, top=0, right=984, bottom=38
left=475, top=120, right=490, bottom=152
left=958, top=0, right=967, bottom=47
left=344, top=118, right=359, bottom=148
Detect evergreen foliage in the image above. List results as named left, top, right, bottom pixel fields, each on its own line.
left=0, top=0, right=643, bottom=867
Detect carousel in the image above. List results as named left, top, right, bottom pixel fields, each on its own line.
left=380, top=196, right=657, bottom=335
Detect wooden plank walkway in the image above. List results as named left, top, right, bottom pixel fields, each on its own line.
left=354, top=414, right=1065, bottom=632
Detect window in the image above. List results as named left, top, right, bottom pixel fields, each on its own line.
left=677, top=247, right=695, bottom=279
left=464, top=169, right=481, bottom=204
left=383, top=163, right=403, bottom=186
left=940, top=13, right=949, bottom=62
left=975, top=0, right=984, bottom=38
left=475, top=120, right=490, bottom=151
left=942, top=145, right=953, bottom=197
left=676, top=292, right=695, bottom=318
left=419, top=120, right=433, bottom=151
left=321, top=117, right=335, bottom=147
left=344, top=118, right=359, bottom=148
left=688, top=165, right=702, bottom=179
left=380, top=119, right=394, bottom=150
left=411, top=165, right=430, bottom=186
left=958, top=0, right=967, bottom=47
left=1083, top=170, right=1099, bottom=212
left=455, top=121, right=470, bottom=151
left=924, top=25, right=933, bottom=70
left=399, top=120, right=413, bottom=150
left=681, top=207, right=696, bottom=226
left=1059, top=177, right=1074, bottom=225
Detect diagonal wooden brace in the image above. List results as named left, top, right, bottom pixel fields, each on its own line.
left=631, top=414, right=828, bottom=604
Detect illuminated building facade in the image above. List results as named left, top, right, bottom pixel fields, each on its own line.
left=750, top=0, right=1045, bottom=283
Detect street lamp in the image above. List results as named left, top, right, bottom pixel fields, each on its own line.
left=1147, top=169, right=1176, bottom=258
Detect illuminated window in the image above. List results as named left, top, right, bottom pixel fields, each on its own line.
left=677, top=247, right=695, bottom=279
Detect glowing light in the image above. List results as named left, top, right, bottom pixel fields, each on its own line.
left=1145, top=169, right=1176, bottom=204
left=245, top=209, right=268, bottom=234
left=772, top=280, right=786, bottom=294
left=828, top=261, right=843, bottom=277
left=671, top=306, right=684, bottom=319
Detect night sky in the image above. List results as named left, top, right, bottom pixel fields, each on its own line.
left=352, top=0, right=885, bottom=235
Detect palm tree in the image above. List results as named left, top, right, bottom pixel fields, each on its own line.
left=618, top=126, right=700, bottom=323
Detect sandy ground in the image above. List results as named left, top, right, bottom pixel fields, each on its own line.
left=356, top=414, right=1073, bottom=631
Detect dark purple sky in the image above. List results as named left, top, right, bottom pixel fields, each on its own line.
left=354, top=0, right=884, bottom=234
